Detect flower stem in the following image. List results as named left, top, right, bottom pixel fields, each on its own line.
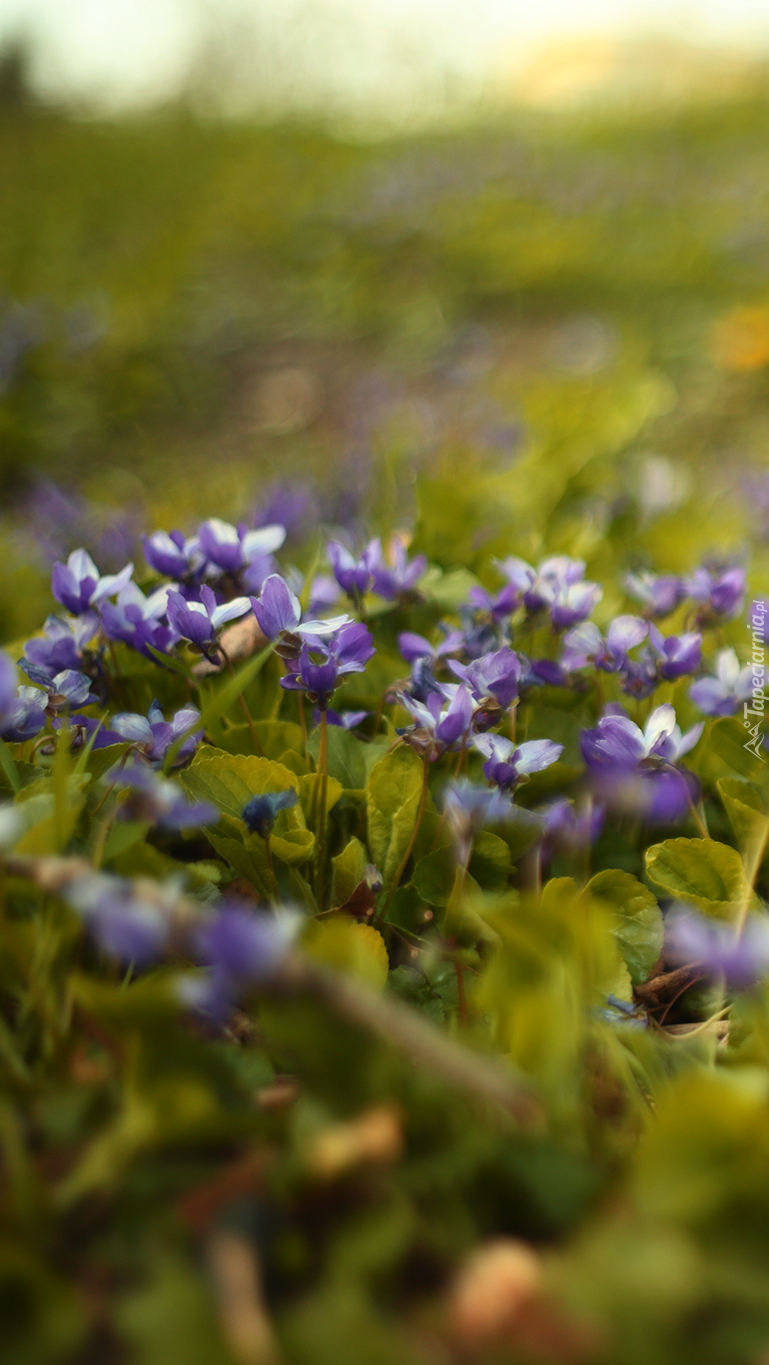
left=264, top=834, right=280, bottom=902
left=455, top=959, right=468, bottom=1025
left=315, top=709, right=330, bottom=910
left=220, top=645, right=263, bottom=756
left=734, top=815, right=769, bottom=939
left=687, top=792, right=711, bottom=840
left=297, top=691, right=308, bottom=757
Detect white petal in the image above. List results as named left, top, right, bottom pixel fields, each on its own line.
left=716, top=648, right=741, bottom=686
left=204, top=517, right=239, bottom=546
left=144, top=584, right=173, bottom=620
left=112, top=714, right=154, bottom=744
left=296, top=613, right=352, bottom=636
left=69, top=548, right=99, bottom=581
left=677, top=721, right=705, bottom=757
left=643, top=703, right=676, bottom=752
left=242, top=525, right=287, bottom=559
left=210, top=597, right=251, bottom=628
left=91, top=562, right=134, bottom=604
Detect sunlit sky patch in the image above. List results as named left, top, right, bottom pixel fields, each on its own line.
left=2, top=0, right=769, bottom=113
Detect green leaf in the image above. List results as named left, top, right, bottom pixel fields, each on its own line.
left=470, top=830, right=513, bottom=890
left=497, top=805, right=544, bottom=865
left=366, top=745, right=424, bottom=886
left=297, top=772, right=343, bottom=822
left=83, top=743, right=132, bottom=788
left=645, top=837, right=747, bottom=919
left=166, top=642, right=274, bottom=767
left=217, top=718, right=305, bottom=761
left=204, top=831, right=272, bottom=896
left=413, top=848, right=456, bottom=908
left=116, top=1253, right=233, bottom=1365
left=414, top=832, right=511, bottom=906
left=0, top=736, right=20, bottom=794
left=420, top=565, right=481, bottom=609
left=710, top=717, right=768, bottom=781
left=587, top=869, right=663, bottom=985
left=103, top=821, right=150, bottom=863
left=181, top=749, right=295, bottom=821
left=718, top=778, right=769, bottom=856
left=181, top=750, right=314, bottom=867
left=332, top=836, right=369, bottom=906
left=302, top=918, right=390, bottom=989
left=13, top=774, right=88, bottom=855
left=308, top=724, right=370, bottom=790
left=0, top=760, right=39, bottom=799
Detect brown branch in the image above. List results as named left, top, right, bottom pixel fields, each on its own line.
left=633, top=963, right=704, bottom=1009
left=277, top=954, right=543, bottom=1129
left=5, top=853, right=544, bottom=1132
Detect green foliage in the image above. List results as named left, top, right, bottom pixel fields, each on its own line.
left=4, top=85, right=769, bottom=1365
left=366, top=746, right=424, bottom=888
left=645, top=837, right=748, bottom=918
left=588, top=869, right=663, bottom=986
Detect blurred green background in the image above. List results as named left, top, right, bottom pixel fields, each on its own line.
left=2, top=39, right=769, bottom=640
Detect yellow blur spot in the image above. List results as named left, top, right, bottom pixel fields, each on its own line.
left=711, top=306, right=769, bottom=372
left=303, top=918, right=389, bottom=990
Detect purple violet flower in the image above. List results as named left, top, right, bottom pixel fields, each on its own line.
left=196, top=518, right=286, bottom=578
left=250, top=574, right=350, bottom=641
left=22, top=612, right=100, bottom=678
left=370, top=536, right=427, bottom=599
left=308, top=574, right=341, bottom=615
left=686, top=566, right=746, bottom=622
left=316, top=708, right=370, bottom=729
left=100, top=582, right=179, bottom=659
left=327, top=539, right=380, bottom=597
left=398, top=684, right=475, bottom=756
left=648, top=625, right=702, bottom=681
left=667, top=908, right=769, bottom=989
left=0, top=685, right=48, bottom=742
left=51, top=549, right=134, bottom=616
left=242, top=788, right=298, bottom=838
left=690, top=648, right=754, bottom=718
left=0, top=653, right=20, bottom=729
left=109, top=763, right=218, bottom=830
left=625, top=571, right=684, bottom=618
left=110, top=701, right=203, bottom=767
left=166, top=585, right=250, bottom=656
left=65, top=871, right=172, bottom=966
left=468, top=582, right=520, bottom=621
left=550, top=579, right=604, bottom=631
left=473, top=732, right=563, bottom=790
left=522, top=658, right=570, bottom=688
left=562, top=616, right=648, bottom=673
left=448, top=647, right=522, bottom=710
left=497, top=554, right=599, bottom=621
left=398, top=628, right=464, bottom=666
left=280, top=623, right=375, bottom=708
left=581, top=703, right=703, bottom=821
left=190, top=903, right=300, bottom=1019
left=582, top=703, right=703, bottom=770
left=537, top=798, right=605, bottom=858
left=143, top=529, right=204, bottom=581
left=23, top=668, right=95, bottom=713
left=442, top=779, right=516, bottom=863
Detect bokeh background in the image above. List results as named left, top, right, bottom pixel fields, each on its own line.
left=2, top=0, right=769, bottom=639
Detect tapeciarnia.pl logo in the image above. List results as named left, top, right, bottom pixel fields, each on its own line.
left=744, top=599, right=767, bottom=762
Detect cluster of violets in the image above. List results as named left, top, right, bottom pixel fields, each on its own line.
left=0, top=514, right=764, bottom=1010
